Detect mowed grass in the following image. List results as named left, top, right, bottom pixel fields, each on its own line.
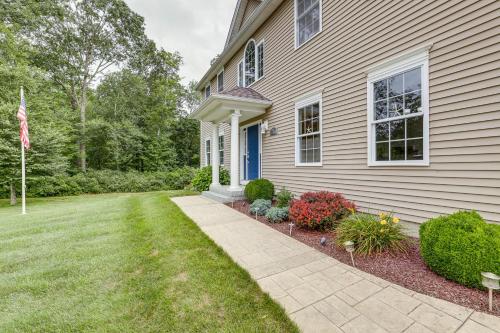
left=0, top=192, right=298, bottom=333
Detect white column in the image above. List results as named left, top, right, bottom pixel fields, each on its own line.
left=230, top=110, right=241, bottom=190
left=211, top=123, right=220, bottom=187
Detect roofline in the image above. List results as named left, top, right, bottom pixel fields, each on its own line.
left=195, top=0, right=284, bottom=91
left=224, top=0, right=244, bottom=47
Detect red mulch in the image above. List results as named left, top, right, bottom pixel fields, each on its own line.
left=227, top=200, right=500, bottom=316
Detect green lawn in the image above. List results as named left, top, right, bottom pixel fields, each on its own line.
left=0, top=192, right=298, bottom=333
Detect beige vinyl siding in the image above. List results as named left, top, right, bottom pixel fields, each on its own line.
left=241, top=0, right=262, bottom=27
left=201, top=0, right=500, bottom=225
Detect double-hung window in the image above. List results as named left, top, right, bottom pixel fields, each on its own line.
left=295, top=0, right=322, bottom=48
left=240, top=39, right=265, bottom=87
left=367, top=50, right=429, bottom=166
left=205, top=139, right=211, bottom=166
left=218, top=134, right=224, bottom=165
left=204, top=85, right=211, bottom=99
left=295, top=93, right=322, bottom=166
left=217, top=71, right=224, bottom=93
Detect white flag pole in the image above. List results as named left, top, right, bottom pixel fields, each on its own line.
left=20, top=86, right=26, bottom=215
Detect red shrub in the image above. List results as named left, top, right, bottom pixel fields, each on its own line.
left=289, top=191, right=356, bottom=230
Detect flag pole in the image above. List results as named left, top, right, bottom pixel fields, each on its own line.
left=20, top=86, right=26, bottom=215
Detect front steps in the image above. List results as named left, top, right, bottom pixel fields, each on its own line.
left=202, top=184, right=245, bottom=203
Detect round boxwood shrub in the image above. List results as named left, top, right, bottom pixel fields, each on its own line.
left=244, top=179, right=274, bottom=203
left=191, top=166, right=230, bottom=192
left=420, top=211, right=500, bottom=289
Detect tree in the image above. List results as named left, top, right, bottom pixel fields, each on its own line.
left=30, top=0, right=147, bottom=172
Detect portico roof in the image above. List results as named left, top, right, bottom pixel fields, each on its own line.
left=190, top=87, right=272, bottom=124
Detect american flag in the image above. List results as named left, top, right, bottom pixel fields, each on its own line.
left=17, top=89, right=30, bottom=150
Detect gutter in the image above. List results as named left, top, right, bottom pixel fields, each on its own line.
left=195, top=0, right=284, bottom=91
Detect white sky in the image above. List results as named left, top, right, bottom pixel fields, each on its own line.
left=124, top=0, right=236, bottom=85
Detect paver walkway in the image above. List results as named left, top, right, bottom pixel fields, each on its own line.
left=172, top=196, right=500, bottom=333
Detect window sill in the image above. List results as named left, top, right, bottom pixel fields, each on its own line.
left=295, top=30, right=322, bottom=51
left=246, top=76, right=265, bottom=89
left=368, top=160, right=429, bottom=167
left=295, top=162, right=323, bottom=167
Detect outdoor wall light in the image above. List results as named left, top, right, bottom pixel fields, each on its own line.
left=481, top=272, right=500, bottom=312
left=344, top=241, right=355, bottom=267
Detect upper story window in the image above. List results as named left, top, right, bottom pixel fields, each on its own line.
left=238, top=60, right=244, bottom=87
left=217, top=70, right=224, bottom=93
left=245, top=41, right=256, bottom=86
left=241, top=40, right=265, bottom=87
left=204, top=85, right=211, bottom=99
left=367, top=50, right=430, bottom=166
left=257, top=41, right=264, bottom=79
left=295, top=92, right=322, bottom=166
left=295, top=0, right=322, bottom=48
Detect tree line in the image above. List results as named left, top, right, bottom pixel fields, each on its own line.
left=0, top=0, right=201, bottom=202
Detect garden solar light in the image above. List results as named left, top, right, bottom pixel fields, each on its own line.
left=481, top=272, right=500, bottom=312
left=288, top=222, right=294, bottom=236
left=320, top=237, right=327, bottom=246
left=344, top=241, right=355, bottom=267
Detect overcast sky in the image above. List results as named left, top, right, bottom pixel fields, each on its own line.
left=125, top=0, right=236, bottom=85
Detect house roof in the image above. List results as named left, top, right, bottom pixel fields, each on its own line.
left=195, top=0, right=285, bottom=91
left=220, top=87, right=271, bottom=102
left=225, top=0, right=263, bottom=48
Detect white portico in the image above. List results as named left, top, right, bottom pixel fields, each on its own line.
left=190, top=87, right=271, bottom=202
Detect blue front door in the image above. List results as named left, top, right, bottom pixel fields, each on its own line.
left=247, top=124, right=260, bottom=180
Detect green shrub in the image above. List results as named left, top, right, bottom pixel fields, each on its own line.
left=276, top=188, right=294, bottom=208
left=266, top=207, right=289, bottom=223
left=249, top=199, right=272, bottom=215
left=420, top=211, right=500, bottom=289
left=244, top=179, right=274, bottom=203
left=336, top=212, right=408, bottom=255
left=1, top=168, right=197, bottom=198
left=191, top=166, right=230, bottom=192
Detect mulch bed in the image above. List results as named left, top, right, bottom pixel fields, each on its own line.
left=227, top=200, right=500, bottom=316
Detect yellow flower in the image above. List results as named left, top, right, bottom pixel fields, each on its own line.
left=392, top=217, right=400, bottom=224
left=379, top=212, right=387, bottom=219
left=348, top=207, right=355, bottom=214
left=380, top=219, right=387, bottom=225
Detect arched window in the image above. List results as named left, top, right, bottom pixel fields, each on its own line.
left=244, top=41, right=256, bottom=87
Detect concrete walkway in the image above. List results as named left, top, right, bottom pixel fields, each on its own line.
left=172, top=196, right=500, bottom=333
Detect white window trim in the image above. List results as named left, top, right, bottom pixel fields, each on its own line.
left=217, top=69, right=224, bottom=93
left=204, top=84, right=211, bottom=99
left=367, top=50, right=430, bottom=167
left=295, top=92, right=323, bottom=167
left=205, top=138, right=211, bottom=166
left=294, top=0, right=323, bottom=50
left=256, top=40, right=265, bottom=80
left=237, top=59, right=244, bottom=87
left=241, top=39, right=265, bottom=88
left=218, top=133, right=224, bottom=166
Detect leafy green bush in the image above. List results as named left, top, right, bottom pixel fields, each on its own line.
left=266, top=207, right=289, bottom=223
left=420, top=211, right=500, bottom=289
left=276, top=188, right=294, bottom=208
left=249, top=199, right=272, bottom=215
left=0, top=168, right=197, bottom=198
left=191, top=166, right=230, bottom=192
left=336, top=212, right=408, bottom=255
left=244, top=179, right=274, bottom=203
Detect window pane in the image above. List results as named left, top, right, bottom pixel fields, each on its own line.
left=313, top=148, right=321, bottom=163
left=297, top=1, right=320, bottom=46
left=407, top=139, right=423, bottom=160
left=388, top=95, right=403, bottom=118
left=391, top=140, right=405, bottom=160
left=388, top=73, right=403, bottom=97
left=404, top=90, right=421, bottom=114
left=375, top=100, right=388, bottom=120
left=375, top=123, right=389, bottom=141
left=407, top=116, right=423, bottom=138
left=245, top=41, right=256, bottom=86
left=312, top=103, right=320, bottom=118
left=374, top=79, right=387, bottom=101
left=404, top=68, right=421, bottom=93
left=376, top=142, right=389, bottom=161
left=257, top=43, right=264, bottom=79
left=218, top=72, right=224, bottom=92
left=300, top=150, right=307, bottom=163
left=306, top=148, right=314, bottom=163
left=312, top=118, right=319, bottom=133
left=297, top=0, right=306, bottom=16
left=238, top=62, right=244, bottom=87
left=313, top=134, right=321, bottom=148
left=300, top=120, right=307, bottom=135
left=300, top=137, right=307, bottom=150
left=390, top=120, right=405, bottom=140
